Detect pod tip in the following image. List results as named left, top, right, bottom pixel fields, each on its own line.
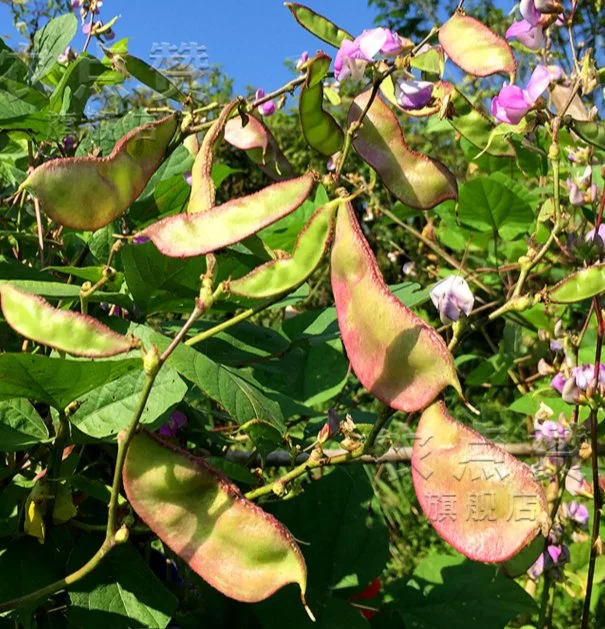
left=301, top=593, right=316, bottom=622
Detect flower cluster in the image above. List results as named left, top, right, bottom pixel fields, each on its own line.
left=551, top=363, right=605, bottom=404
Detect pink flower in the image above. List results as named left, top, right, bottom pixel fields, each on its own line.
left=586, top=223, right=605, bottom=247
left=70, top=0, right=81, bottom=9
left=395, top=79, right=433, bottom=109
left=535, top=419, right=570, bottom=443
left=334, top=27, right=410, bottom=81
left=159, top=410, right=188, bottom=438
left=564, top=501, right=590, bottom=527
left=550, top=372, right=566, bottom=393
left=296, top=51, right=309, bottom=70
left=565, top=464, right=593, bottom=497
left=491, top=65, right=551, bottom=124
left=430, top=275, right=474, bottom=324
left=82, top=22, right=92, bottom=35
left=255, top=89, right=275, bottom=117
left=506, top=0, right=544, bottom=50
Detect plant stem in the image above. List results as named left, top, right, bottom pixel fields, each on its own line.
left=185, top=295, right=282, bottom=347
left=581, top=297, right=605, bottom=629
left=244, top=405, right=394, bottom=500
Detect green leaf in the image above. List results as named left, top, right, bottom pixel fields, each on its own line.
left=122, top=53, right=186, bottom=102
left=0, top=398, right=49, bottom=450
left=382, top=554, right=537, bottom=629
left=130, top=325, right=286, bottom=435
left=68, top=539, right=178, bottom=629
left=69, top=366, right=187, bottom=439
left=0, top=354, right=141, bottom=409
left=254, top=467, right=388, bottom=624
left=458, top=175, right=534, bottom=239
left=31, top=14, right=78, bottom=82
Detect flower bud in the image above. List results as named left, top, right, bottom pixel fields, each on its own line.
left=429, top=275, right=474, bottom=324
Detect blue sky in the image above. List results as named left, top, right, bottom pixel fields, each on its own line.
left=1, top=1, right=380, bottom=93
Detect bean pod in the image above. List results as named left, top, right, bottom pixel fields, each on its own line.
left=439, top=11, right=516, bottom=77
left=224, top=114, right=293, bottom=180
left=350, top=90, right=458, bottom=209
left=299, top=53, right=344, bottom=156
left=0, top=284, right=136, bottom=357
left=549, top=263, right=605, bottom=304
left=142, top=172, right=314, bottom=258
left=229, top=199, right=337, bottom=298
left=20, top=114, right=178, bottom=230
left=330, top=201, right=462, bottom=412
left=188, top=100, right=239, bottom=213
left=412, top=401, right=549, bottom=562
left=285, top=3, right=352, bottom=48
left=122, top=430, right=308, bottom=604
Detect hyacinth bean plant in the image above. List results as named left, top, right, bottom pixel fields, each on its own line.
left=0, top=0, right=604, bottom=626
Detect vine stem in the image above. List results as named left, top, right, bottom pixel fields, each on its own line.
left=244, top=405, right=395, bottom=501
left=0, top=282, right=223, bottom=612
left=581, top=296, right=605, bottom=629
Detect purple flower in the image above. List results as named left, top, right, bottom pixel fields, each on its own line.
left=565, top=500, right=590, bottom=526
left=506, top=0, right=544, bottom=50
left=586, top=223, right=605, bottom=247
left=566, top=464, right=593, bottom=497
left=255, top=89, right=275, bottom=117
left=183, top=171, right=192, bottom=186
left=159, top=410, right=188, bottom=438
left=82, top=22, right=92, bottom=36
left=132, top=235, right=150, bottom=245
left=430, top=275, right=474, bottom=324
left=529, top=544, right=569, bottom=580
left=334, top=27, right=411, bottom=81
left=550, top=339, right=563, bottom=351
left=104, top=27, right=115, bottom=41
left=528, top=552, right=545, bottom=579
left=535, top=419, right=570, bottom=443
left=326, top=152, right=340, bottom=171
left=296, top=51, right=309, bottom=70
left=573, top=363, right=605, bottom=389
left=491, top=65, right=551, bottom=124
left=70, top=0, right=81, bottom=9
left=550, top=372, right=566, bottom=393
left=57, top=46, right=74, bottom=64
left=395, top=79, right=433, bottom=110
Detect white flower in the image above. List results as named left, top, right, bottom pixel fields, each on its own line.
left=430, top=275, right=474, bottom=324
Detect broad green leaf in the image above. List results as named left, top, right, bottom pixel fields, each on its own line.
left=255, top=467, right=389, bottom=623
left=68, top=538, right=178, bottom=629
left=69, top=366, right=187, bottom=439
left=130, top=324, right=286, bottom=435
left=0, top=399, right=49, bottom=451
left=458, top=175, right=534, bottom=239
left=31, top=14, right=78, bottom=82
left=122, top=53, right=186, bottom=102
left=0, top=354, right=140, bottom=409
left=378, top=555, right=537, bottom=629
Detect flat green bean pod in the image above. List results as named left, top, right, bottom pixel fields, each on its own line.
left=142, top=173, right=314, bottom=258
left=571, top=120, right=605, bottom=151
left=549, top=263, right=605, bottom=303
left=331, top=201, right=462, bottom=412
left=188, top=100, right=239, bottom=213
left=224, top=114, right=293, bottom=180
left=0, top=284, right=136, bottom=357
left=228, top=199, right=337, bottom=298
left=285, top=3, right=352, bottom=48
left=439, top=11, right=516, bottom=77
left=350, top=90, right=458, bottom=209
left=122, top=430, right=308, bottom=605
left=20, top=114, right=178, bottom=230
left=299, top=53, right=344, bottom=156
